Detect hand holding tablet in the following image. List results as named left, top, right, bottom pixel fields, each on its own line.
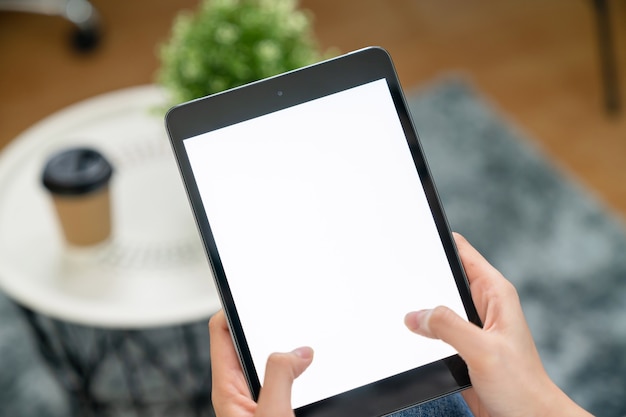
left=209, top=233, right=595, bottom=417
left=166, top=47, right=479, bottom=416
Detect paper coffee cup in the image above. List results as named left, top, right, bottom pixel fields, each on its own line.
left=42, top=147, right=114, bottom=246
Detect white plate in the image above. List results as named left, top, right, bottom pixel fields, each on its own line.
left=0, top=85, right=221, bottom=328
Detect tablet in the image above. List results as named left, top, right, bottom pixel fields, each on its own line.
left=165, top=46, right=481, bottom=417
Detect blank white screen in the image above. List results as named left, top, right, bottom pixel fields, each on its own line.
left=184, top=79, right=467, bottom=409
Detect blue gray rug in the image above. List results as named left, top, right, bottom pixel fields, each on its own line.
left=1, top=77, right=625, bottom=416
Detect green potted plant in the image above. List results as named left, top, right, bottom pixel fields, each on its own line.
left=158, top=0, right=333, bottom=104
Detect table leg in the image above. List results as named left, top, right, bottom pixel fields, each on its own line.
left=591, top=0, right=621, bottom=115
left=16, top=304, right=215, bottom=417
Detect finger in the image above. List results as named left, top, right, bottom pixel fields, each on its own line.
left=453, top=233, right=519, bottom=326
left=208, top=310, right=252, bottom=408
left=255, top=347, right=314, bottom=416
left=452, top=232, right=502, bottom=285
left=209, top=310, right=242, bottom=375
left=405, top=307, right=486, bottom=365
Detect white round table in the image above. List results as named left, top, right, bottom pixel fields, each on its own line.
left=0, top=85, right=221, bottom=329
left=0, top=85, right=221, bottom=416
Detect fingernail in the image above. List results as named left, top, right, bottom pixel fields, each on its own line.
left=404, top=310, right=429, bottom=331
left=292, top=346, right=314, bottom=359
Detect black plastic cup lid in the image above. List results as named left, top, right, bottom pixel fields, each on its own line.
left=42, top=147, right=113, bottom=195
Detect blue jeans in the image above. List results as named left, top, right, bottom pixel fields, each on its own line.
left=390, top=393, right=472, bottom=417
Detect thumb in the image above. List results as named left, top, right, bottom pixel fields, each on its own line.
left=255, top=347, right=314, bottom=416
left=405, top=307, right=485, bottom=365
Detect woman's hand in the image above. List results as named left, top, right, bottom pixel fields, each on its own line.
left=404, top=233, right=593, bottom=417
left=208, top=310, right=314, bottom=417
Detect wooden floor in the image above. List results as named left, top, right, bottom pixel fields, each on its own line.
left=1, top=0, right=625, bottom=217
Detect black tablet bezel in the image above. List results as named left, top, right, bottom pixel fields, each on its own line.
left=165, top=46, right=481, bottom=417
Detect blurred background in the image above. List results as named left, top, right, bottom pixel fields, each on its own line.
left=1, top=0, right=625, bottom=218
